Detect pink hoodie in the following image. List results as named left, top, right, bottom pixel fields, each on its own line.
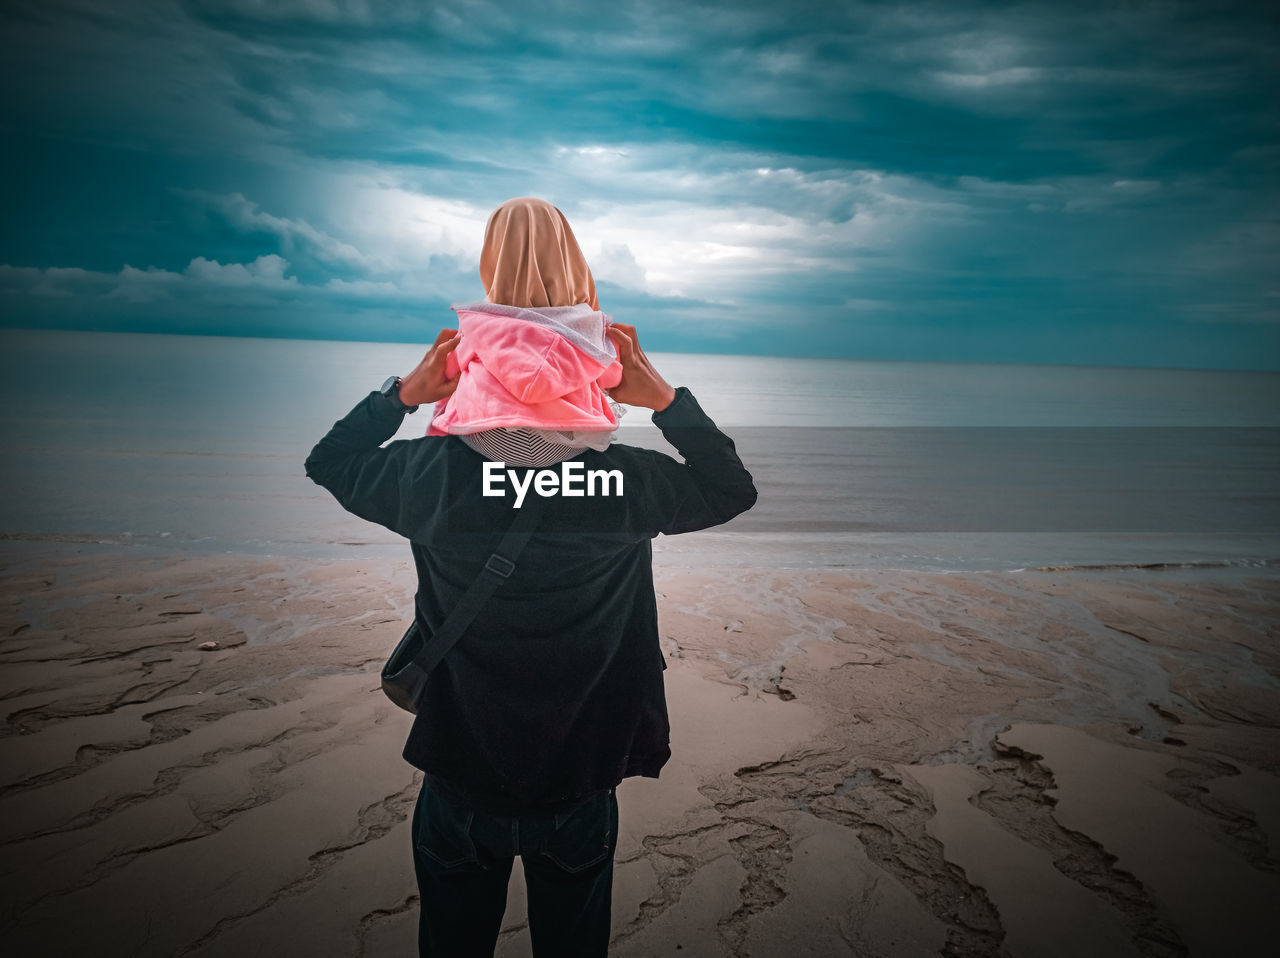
left=427, top=301, right=624, bottom=436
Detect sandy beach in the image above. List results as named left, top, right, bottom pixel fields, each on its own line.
left=1, top=548, right=1278, bottom=956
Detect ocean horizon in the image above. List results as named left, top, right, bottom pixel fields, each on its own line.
left=2, top=326, right=1278, bottom=573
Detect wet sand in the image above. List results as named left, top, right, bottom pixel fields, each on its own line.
left=1, top=550, right=1278, bottom=956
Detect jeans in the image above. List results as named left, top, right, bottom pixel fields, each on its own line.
left=411, top=778, right=619, bottom=957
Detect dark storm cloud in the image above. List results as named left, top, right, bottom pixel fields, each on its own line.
left=1, top=0, right=1277, bottom=366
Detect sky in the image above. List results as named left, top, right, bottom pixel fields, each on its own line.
left=1, top=0, right=1277, bottom=369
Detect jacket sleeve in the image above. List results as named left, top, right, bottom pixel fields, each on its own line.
left=303, top=391, right=427, bottom=538
left=635, top=386, right=758, bottom=536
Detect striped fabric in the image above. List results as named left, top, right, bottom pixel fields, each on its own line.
left=459, top=427, right=591, bottom=467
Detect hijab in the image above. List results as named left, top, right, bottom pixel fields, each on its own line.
left=479, top=197, right=600, bottom=311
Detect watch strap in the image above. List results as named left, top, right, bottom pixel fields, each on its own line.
left=380, top=376, right=419, bottom=413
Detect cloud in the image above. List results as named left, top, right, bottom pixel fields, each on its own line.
left=190, top=0, right=439, bottom=25
left=5, top=249, right=470, bottom=308
left=2, top=0, right=1278, bottom=366
left=0, top=265, right=115, bottom=298
left=184, top=253, right=297, bottom=286
left=188, top=192, right=376, bottom=270
left=8, top=256, right=303, bottom=303
left=933, top=67, right=1044, bottom=90
left=593, top=243, right=646, bottom=291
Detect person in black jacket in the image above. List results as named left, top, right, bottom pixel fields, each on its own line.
left=305, top=198, right=756, bottom=957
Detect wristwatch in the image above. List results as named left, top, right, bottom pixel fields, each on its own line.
left=379, top=375, right=419, bottom=414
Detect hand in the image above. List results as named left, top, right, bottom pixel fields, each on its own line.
left=399, top=328, right=462, bottom=406
left=604, top=322, right=676, bottom=412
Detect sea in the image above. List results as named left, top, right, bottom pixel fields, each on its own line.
left=2, top=327, right=1278, bottom=573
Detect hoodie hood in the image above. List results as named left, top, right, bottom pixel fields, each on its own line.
left=449, top=301, right=615, bottom=365
left=427, top=302, right=624, bottom=436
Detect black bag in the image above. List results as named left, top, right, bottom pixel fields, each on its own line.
left=381, top=492, right=548, bottom=714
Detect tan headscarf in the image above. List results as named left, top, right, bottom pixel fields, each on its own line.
left=479, top=197, right=600, bottom=311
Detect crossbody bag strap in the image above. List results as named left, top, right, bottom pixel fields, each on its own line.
left=410, top=491, right=549, bottom=676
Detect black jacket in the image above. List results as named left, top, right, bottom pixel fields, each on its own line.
left=304, top=385, right=757, bottom=812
